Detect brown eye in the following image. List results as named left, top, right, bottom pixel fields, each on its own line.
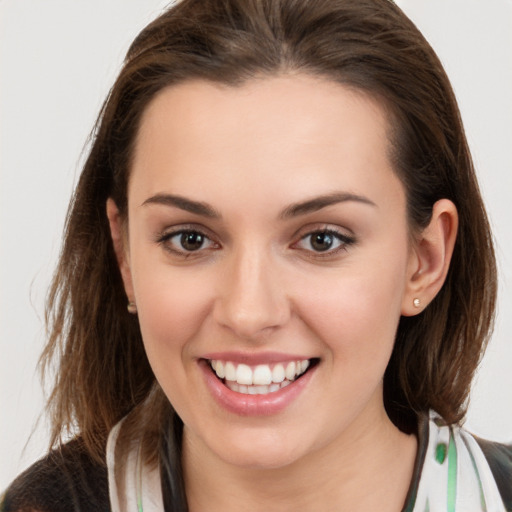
left=310, top=232, right=334, bottom=252
left=158, top=229, right=217, bottom=255
left=294, top=229, right=356, bottom=255
left=180, top=232, right=205, bottom=251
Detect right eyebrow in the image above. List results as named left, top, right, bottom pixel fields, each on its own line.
left=141, top=194, right=221, bottom=218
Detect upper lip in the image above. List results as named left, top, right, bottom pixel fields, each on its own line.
left=200, top=351, right=315, bottom=365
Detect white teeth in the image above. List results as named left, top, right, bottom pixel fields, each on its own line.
left=253, top=365, right=272, bottom=385
left=225, top=381, right=293, bottom=395
left=272, top=364, right=285, bottom=383
left=235, top=364, right=253, bottom=385
left=224, top=362, right=236, bottom=381
left=215, top=361, right=225, bottom=379
left=210, top=358, right=312, bottom=391
left=226, top=382, right=239, bottom=393
left=285, top=362, right=296, bottom=380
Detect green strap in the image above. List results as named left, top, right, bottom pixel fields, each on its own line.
left=447, top=430, right=458, bottom=512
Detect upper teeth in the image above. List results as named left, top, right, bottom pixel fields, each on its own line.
left=210, top=359, right=310, bottom=386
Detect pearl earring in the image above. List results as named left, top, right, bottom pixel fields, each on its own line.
left=127, top=302, right=137, bottom=314
left=413, top=298, right=421, bottom=308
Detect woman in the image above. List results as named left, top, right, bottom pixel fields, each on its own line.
left=2, top=0, right=510, bottom=510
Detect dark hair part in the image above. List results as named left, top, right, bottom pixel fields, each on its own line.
left=42, top=0, right=496, bottom=484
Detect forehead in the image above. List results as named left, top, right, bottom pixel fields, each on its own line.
left=129, top=74, right=402, bottom=212
left=135, top=74, right=391, bottom=153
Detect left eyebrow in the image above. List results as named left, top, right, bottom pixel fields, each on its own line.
left=280, top=192, right=377, bottom=219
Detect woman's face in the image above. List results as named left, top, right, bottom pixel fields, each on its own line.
left=119, top=75, right=418, bottom=469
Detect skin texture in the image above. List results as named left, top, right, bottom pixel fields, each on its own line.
left=107, top=75, right=458, bottom=511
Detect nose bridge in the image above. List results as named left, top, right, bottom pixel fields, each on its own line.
left=214, top=242, right=289, bottom=339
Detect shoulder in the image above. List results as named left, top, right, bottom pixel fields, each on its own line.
left=475, top=436, right=512, bottom=511
left=1, top=439, right=110, bottom=512
left=409, top=412, right=512, bottom=511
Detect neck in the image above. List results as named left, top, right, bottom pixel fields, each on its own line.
left=182, top=403, right=418, bottom=512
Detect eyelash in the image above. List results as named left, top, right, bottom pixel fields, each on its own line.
left=156, top=226, right=219, bottom=257
left=292, top=229, right=356, bottom=257
left=156, top=227, right=356, bottom=258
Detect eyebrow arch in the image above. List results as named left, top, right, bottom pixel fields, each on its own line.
left=280, top=192, right=377, bottom=219
left=141, top=194, right=221, bottom=218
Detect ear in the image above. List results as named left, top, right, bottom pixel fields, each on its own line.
left=106, top=198, right=135, bottom=302
left=401, top=199, right=458, bottom=316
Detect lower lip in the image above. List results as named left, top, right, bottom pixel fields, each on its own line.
left=199, top=360, right=316, bottom=416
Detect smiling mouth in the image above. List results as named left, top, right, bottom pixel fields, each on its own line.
left=207, top=358, right=318, bottom=395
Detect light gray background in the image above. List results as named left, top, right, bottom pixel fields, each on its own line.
left=1, top=0, right=511, bottom=490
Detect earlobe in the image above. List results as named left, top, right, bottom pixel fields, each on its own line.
left=402, top=199, right=458, bottom=316
left=106, top=198, right=135, bottom=301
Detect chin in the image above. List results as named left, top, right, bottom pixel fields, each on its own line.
left=220, top=445, right=303, bottom=471
left=201, top=425, right=311, bottom=471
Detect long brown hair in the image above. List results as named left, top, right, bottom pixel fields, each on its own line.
left=42, top=0, right=496, bottom=467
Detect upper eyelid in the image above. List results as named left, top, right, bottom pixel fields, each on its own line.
left=291, top=222, right=355, bottom=240
left=157, top=223, right=216, bottom=240
left=300, top=227, right=353, bottom=238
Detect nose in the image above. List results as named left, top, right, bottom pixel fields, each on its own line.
left=213, top=246, right=290, bottom=340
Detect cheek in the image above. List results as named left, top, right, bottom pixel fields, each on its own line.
left=131, top=265, right=216, bottom=415
left=296, top=249, right=408, bottom=363
left=131, top=260, right=214, bottom=362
